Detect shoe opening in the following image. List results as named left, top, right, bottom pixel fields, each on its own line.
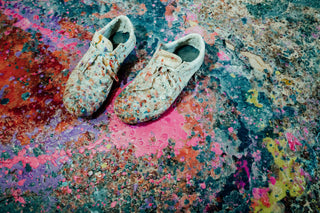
left=162, top=36, right=202, bottom=63
left=110, top=31, right=129, bottom=49
left=173, top=45, right=199, bottom=62
left=103, top=18, right=130, bottom=49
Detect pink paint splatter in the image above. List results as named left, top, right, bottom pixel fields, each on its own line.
left=252, top=187, right=270, bottom=207
left=61, top=185, right=72, bottom=194
left=111, top=201, right=117, bottom=208
left=218, top=51, right=230, bottom=61
left=13, top=18, right=31, bottom=30
left=228, top=127, right=234, bottom=133
left=186, top=137, right=200, bottom=146
left=66, top=149, right=72, bottom=157
left=252, top=150, right=261, bottom=161
left=164, top=4, right=177, bottom=28
left=186, top=12, right=198, bottom=22
left=104, top=88, right=195, bottom=157
left=235, top=160, right=251, bottom=185
left=86, top=135, right=109, bottom=151
left=76, top=135, right=113, bottom=156
left=11, top=189, right=26, bottom=204
left=286, top=132, right=302, bottom=151
left=4, top=7, right=79, bottom=51
left=108, top=110, right=188, bottom=157
left=269, top=176, right=276, bottom=185
left=60, top=150, right=66, bottom=156
left=78, top=147, right=85, bottom=154
left=17, top=179, right=26, bottom=186
left=0, top=149, right=66, bottom=170
left=200, top=183, right=206, bottom=189
left=184, top=25, right=218, bottom=45
left=211, top=142, right=223, bottom=155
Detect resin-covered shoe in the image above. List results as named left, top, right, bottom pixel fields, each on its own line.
left=63, top=15, right=136, bottom=117
left=114, top=33, right=205, bottom=124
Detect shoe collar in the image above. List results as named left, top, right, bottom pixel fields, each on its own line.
left=91, top=15, right=135, bottom=61
left=157, top=33, right=205, bottom=68
left=92, top=32, right=113, bottom=52
left=153, top=49, right=182, bottom=69
left=97, top=15, right=135, bottom=51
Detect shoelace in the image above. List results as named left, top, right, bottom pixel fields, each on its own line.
left=151, top=65, right=177, bottom=87
left=134, top=65, right=179, bottom=92
left=77, top=41, right=119, bottom=82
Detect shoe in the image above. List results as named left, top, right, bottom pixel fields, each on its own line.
left=63, top=15, right=136, bottom=117
left=114, top=33, right=205, bottom=124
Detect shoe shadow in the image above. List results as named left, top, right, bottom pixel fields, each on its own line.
left=89, top=51, right=139, bottom=120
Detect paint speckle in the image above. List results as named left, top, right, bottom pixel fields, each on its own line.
left=21, top=92, right=30, bottom=101
left=1, top=98, right=9, bottom=105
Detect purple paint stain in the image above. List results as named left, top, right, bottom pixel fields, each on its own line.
left=45, top=98, right=53, bottom=105
left=0, top=109, right=101, bottom=195
left=133, top=183, right=138, bottom=191
left=15, top=51, right=22, bottom=57
left=0, top=85, right=9, bottom=99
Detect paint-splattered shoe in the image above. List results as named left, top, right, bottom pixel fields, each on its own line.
left=114, top=33, right=205, bottom=124
left=63, top=15, right=136, bottom=117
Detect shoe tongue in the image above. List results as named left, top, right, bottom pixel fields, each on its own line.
left=92, top=32, right=113, bottom=52
left=155, top=49, right=182, bottom=69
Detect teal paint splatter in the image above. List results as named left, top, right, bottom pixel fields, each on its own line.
left=25, top=163, right=32, bottom=172
left=288, top=0, right=320, bottom=8
left=1, top=152, right=10, bottom=160
left=1, top=98, right=9, bottom=105
left=21, top=92, right=30, bottom=100
left=246, top=1, right=289, bottom=18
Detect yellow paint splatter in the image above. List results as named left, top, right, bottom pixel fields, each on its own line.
left=230, top=73, right=236, bottom=78
left=97, top=34, right=103, bottom=45
left=252, top=137, right=306, bottom=212
left=281, top=79, right=293, bottom=85
left=101, top=163, right=108, bottom=169
left=246, top=89, right=263, bottom=108
left=270, top=94, right=275, bottom=100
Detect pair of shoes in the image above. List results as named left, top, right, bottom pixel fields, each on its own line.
left=63, top=15, right=205, bottom=124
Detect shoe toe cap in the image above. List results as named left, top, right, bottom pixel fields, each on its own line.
left=63, top=75, right=113, bottom=117
left=114, top=88, right=166, bottom=124
left=114, top=93, right=140, bottom=124
left=63, top=88, right=98, bottom=117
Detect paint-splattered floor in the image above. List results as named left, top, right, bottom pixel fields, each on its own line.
left=1, top=0, right=319, bottom=212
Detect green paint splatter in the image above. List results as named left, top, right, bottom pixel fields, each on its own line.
left=25, top=163, right=32, bottom=172
left=1, top=152, right=10, bottom=160
left=33, top=147, right=42, bottom=157
left=0, top=98, right=9, bottom=105
left=21, top=92, right=30, bottom=100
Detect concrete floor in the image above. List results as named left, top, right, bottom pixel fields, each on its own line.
left=0, top=0, right=319, bottom=212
